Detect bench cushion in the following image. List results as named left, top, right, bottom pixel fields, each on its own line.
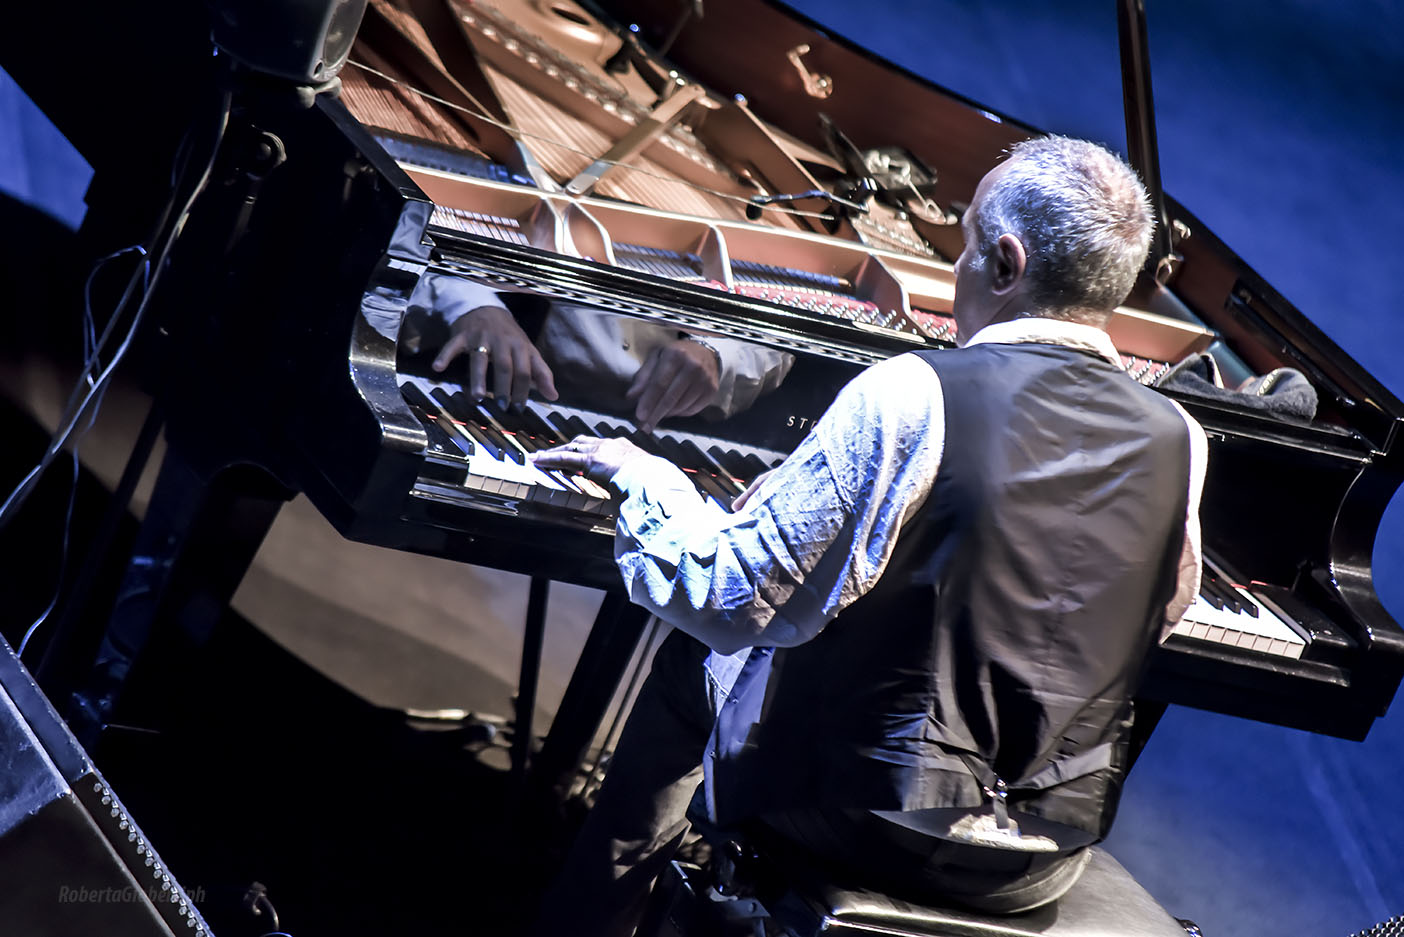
left=768, top=847, right=1189, bottom=937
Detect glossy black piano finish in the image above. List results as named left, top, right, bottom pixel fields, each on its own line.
left=351, top=132, right=1404, bottom=744
left=119, top=46, right=1402, bottom=750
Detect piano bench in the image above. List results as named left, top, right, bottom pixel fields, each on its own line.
left=645, top=846, right=1199, bottom=937
left=770, top=846, right=1196, bottom=937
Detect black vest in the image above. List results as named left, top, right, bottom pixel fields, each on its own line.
left=705, top=343, right=1192, bottom=845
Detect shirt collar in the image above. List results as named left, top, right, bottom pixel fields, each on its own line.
left=963, top=317, right=1123, bottom=368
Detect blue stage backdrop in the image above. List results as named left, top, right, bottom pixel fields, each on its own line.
left=787, top=4, right=1404, bottom=933
left=2, top=1, right=1401, bottom=933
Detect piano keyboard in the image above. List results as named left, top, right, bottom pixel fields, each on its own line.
left=400, top=376, right=788, bottom=523
left=1170, top=559, right=1307, bottom=659
left=405, top=377, right=1313, bottom=661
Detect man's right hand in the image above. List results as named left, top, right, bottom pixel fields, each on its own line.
left=433, top=305, right=559, bottom=406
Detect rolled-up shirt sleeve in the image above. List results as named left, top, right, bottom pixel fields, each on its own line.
left=610, top=353, right=945, bottom=654
left=428, top=275, right=506, bottom=323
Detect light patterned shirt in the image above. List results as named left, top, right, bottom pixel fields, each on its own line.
left=610, top=317, right=1207, bottom=655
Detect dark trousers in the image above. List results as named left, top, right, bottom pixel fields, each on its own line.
left=530, top=630, right=1088, bottom=936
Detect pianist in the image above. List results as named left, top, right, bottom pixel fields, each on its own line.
left=531, top=136, right=1208, bottom=933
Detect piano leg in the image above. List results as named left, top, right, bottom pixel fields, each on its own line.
left=531, top=592, right=654, bottom=801
left=1128, top=697, right=1168, bottom=771
left=512, top=576, right=550, bottom=782
left=63, top=445, right=292, bottom=748
left=35, top=400, right=165, bottom=709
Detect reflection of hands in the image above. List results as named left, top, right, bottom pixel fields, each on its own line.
left=626, top=338, right=721, bottom=432
left=530, top=435, right=650, bottom=486
left=433, top=305, right=558, bottom=406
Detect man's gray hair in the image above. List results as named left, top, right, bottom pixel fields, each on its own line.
left=970, top=136, right=1154, bottom=317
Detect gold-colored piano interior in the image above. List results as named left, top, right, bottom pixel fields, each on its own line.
left=347, top=0, right=1216, bottom=376
left=408, top=166, right=1212, bottom=371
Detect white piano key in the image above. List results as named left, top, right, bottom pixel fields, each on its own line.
left=1174, top=590, right=1305, bottom=659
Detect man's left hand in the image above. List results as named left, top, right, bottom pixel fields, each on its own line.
left=531, top=435, right=650, bottom=486
left=626, top=338, right=721, bottom=432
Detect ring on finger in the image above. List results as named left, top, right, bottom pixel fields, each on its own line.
left=473, top=345, right=491, bottom=355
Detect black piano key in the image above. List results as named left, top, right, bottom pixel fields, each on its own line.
left=422, top=417, right=469, bottom=459
left=504, top=422, right=544, bottom=453
left=480, top=408, right=538, bottom=465
left=401, top=380, right=437, bottom=413
left=1226, top=581, right=1260, bottom=618
left=707, top=445, right=750, bottom=485
left=649, top=432, right=692, bottom=467
left=678, top=439, right=742, bottom=498
left=593, top=420, right=632, bottom=440
left=548, top=411, right=595, bottom=442
left=739, top=452, right=773, bottom=478
left=1198, top=579, right=1225, bottom=610
left=546, top=411, right=575, bottom=438
left=629, top=431, right=716, bottom=501
left=622, top=429, right=719, bottom=503
left=403, top=383, right=476, bottom=456
left=426, top=390, right=491, bottom=453
left=438, top=400, right=503, bottom=462
left=434, top=416, right=478, bottom=458
left=492, top=408, right=545, bottom=452
left=463, top=422, right=505, bottom=462
left=685, top=463, right=735, bottom=507
left=651, top=436, right=733, bottom=505
left=626, top=429, right=668, bottom=458
left=468, top=403, right=527, bottom=465
left=431, top=387, right=475, bottom=423
left=704, top=445, right=741, bottom=479
left=519, top=406, right=565, bottom=447
left=1202, top=571, right=1242, bottom=615
left=467, top=396, right=527, bottom=449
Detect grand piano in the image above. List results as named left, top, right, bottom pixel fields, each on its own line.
left=132, top=0, right=1400, bottom=737
left=5, top=0, right=1403, bottom=933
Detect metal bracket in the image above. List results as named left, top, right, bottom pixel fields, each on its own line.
left=787, top=44, right=833, bottom=99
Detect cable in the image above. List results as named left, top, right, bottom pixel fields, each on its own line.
left=0, top=88, right=231, bottom=533
left=345, top=59, right=838, bottom=223
left=15, top=328, right=124, bottom=660
left=16, top=451, right=79, bottom=657
left=1, top=247, right=151, bottom=540
left=6, top=86, right=231, bottom=661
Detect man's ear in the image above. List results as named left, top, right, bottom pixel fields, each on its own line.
left=991, top=233, right=1027, bottom=294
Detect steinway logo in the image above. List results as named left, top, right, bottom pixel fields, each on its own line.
left=786, top=414, right=816, bottom=430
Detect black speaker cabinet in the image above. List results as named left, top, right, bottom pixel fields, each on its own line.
left=211, top=0, right=368, bottom=84
left=0, top=636, right=210, bottom=937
